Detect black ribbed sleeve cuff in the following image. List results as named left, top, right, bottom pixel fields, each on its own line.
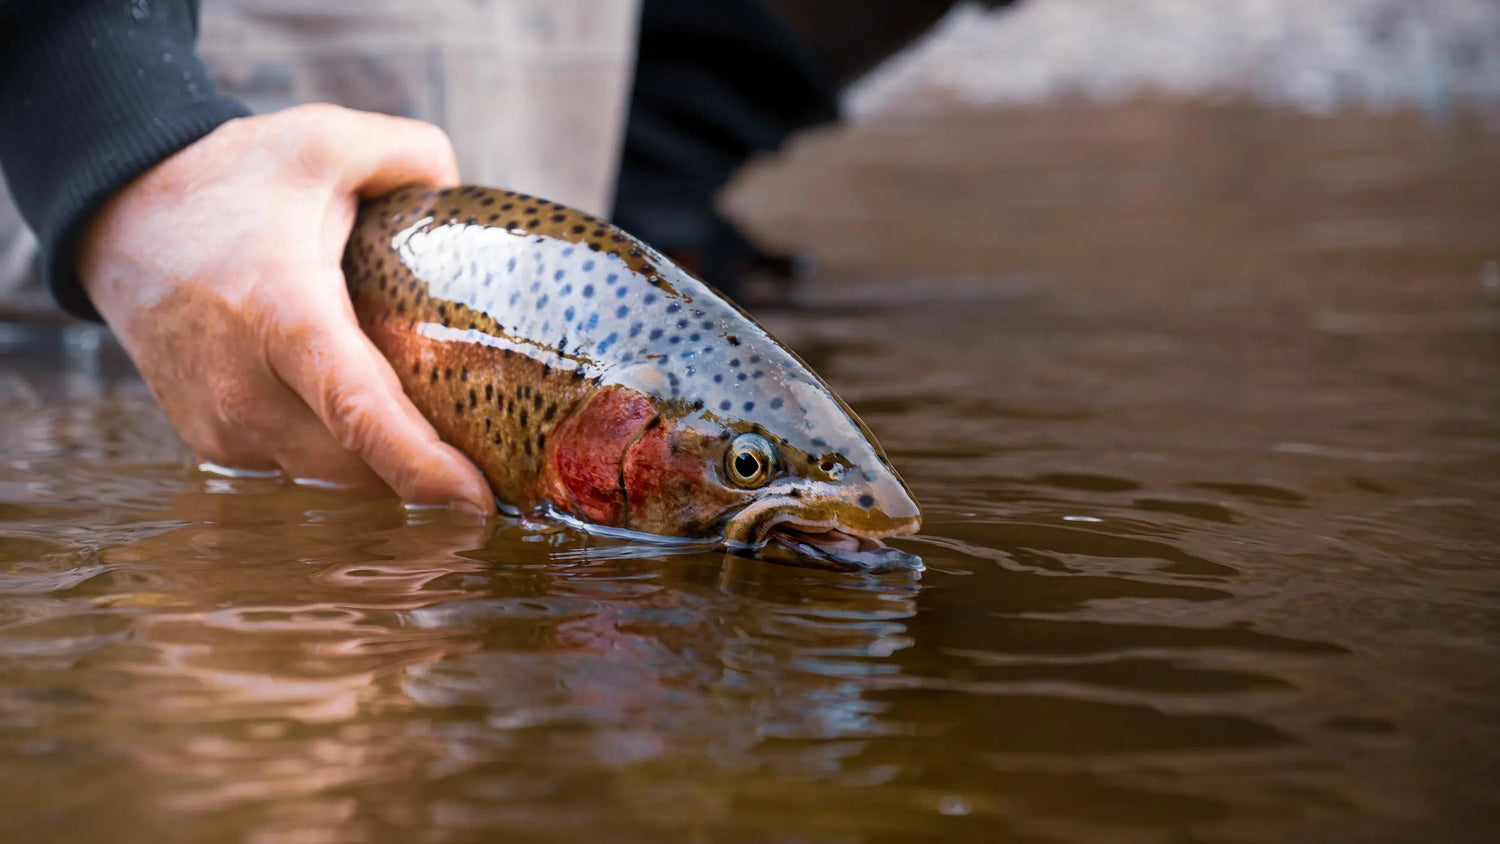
left=0, top=0, right=250, bottom=319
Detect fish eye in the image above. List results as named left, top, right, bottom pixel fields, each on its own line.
left=726, top=432, right=778, bottom=489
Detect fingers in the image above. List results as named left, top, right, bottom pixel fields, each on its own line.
left=267, top=404, right=386, bottom=490
left=164, top=352, right=383, bottom=489
left=264, top=276, right=495, bottom=515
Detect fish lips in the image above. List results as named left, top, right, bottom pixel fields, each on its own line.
left=723, top=498, right=923, bottom=574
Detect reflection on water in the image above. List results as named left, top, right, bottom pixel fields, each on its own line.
left=3, top=103, right=1499, bottom=842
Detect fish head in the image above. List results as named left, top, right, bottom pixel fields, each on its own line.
left=548, top=360, right=923, bottom=572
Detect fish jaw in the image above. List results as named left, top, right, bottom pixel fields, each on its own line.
left=718, top=463, right=923, bottom=572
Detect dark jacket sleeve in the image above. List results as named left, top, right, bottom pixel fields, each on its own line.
left=0, top=0, right=249, bottom=319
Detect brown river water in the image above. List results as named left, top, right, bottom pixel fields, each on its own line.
left=1, top=102, right=1498, bottom=842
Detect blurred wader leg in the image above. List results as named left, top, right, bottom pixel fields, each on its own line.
left=613, top=0, right=1017, bottom=302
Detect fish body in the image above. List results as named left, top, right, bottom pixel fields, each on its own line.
left=343, top=186, right=920, bottom=570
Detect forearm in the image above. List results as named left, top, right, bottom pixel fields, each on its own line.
left=0, top=0, right=248, bottom=318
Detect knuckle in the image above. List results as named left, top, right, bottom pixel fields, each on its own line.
left=211, top=378, right=261, bottom=430
left=283, top=104, right=351, bottom=174
left=323, top=384, right=384, bottom=457
left=289, top=102, right=348, bottom=129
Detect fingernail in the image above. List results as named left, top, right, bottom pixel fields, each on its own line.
left=448, top=499, right=488, bottom=524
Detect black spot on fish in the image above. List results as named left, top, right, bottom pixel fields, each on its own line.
left=460, top=367, right=469, bottom=382
left=726, top=335, right=741, bottom=346
left=743, top=402, right=755, bottom=412
left=533, top=393, right=543, bottom=411
left=666, top=303, right=681, bottom=314
left=719, top=400, right=732, bottom=411
left=729, top=359, right=741, bottom=368
left=858, top=494, right=875, bottom=508
left=468, top=388, right=477, bottom=406
left=485, top=384, right=494, bottom=401
left=713, top=374, right=723, bottom=384
left=519, top=409, right=529, bottom=427
left=454, top=400, right=464, bottom=416
left=649, top=328, right=664, bottom=340
left=769, top=397, right=784, bottom=410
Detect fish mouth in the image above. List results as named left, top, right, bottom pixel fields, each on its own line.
left=727, top=505, right=923, bottom=574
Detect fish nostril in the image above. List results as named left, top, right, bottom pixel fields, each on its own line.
left=858, top=494, right=875, bottom=508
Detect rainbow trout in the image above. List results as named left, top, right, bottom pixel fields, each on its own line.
left=343, top=185, right=920, bottom=572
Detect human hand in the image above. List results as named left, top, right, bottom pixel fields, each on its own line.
left=77, top=104, right=496, bottom=517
